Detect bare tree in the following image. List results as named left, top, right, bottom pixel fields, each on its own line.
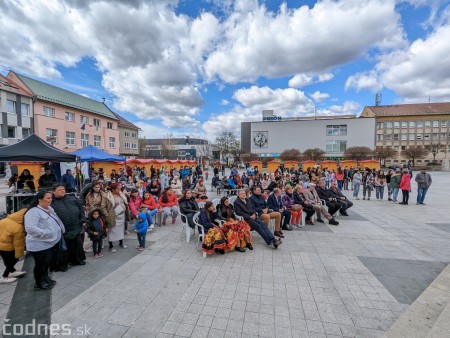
left=425, top=143, right=446, bottom=162
left=280, top=148, right=302, bottom=161
left=215, top=131, right=240, bottom=163
left=374, top=146, right=398, bottom=166
left=401, top=146, right=429, bottom=167
left=303, top=148, right=325, bottom=161
left=344, top=146, right=373, bottom=162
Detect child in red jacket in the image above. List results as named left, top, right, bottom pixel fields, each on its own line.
left=159, top=188, right=179, bottom=225
left=399, top=170, right=411, bottom=205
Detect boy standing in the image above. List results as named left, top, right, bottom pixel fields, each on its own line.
left=134, top=212, right=149, bottom=251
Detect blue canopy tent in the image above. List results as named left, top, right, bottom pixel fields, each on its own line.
left=71, top=145, right=126, bottom=162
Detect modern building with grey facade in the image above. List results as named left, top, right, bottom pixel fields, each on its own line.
left=140, top=137, right=210, bottom=160
left=0, top=74, right=34, bottom=147
left=241, top=111, right=376, bottom=159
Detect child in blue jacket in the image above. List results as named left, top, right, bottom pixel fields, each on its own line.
left=134, top=212, right=148, bottom=251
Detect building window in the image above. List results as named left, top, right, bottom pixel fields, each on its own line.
left=401, top=122, right=407, bottom=128
left=385, top=134, right=392, bottom=141
left=416, top=133, right=423, bottom=140
left=21, top=103, right=30, bottom=117
left=432, top=120, right=439, bottom=128
left=109, top=137, right=115, bottom=148
left=441, top=133, right=447, bottom=140
left=46, top=128, right=57, bottom=143
left=125, top=131, right=130, bottom=137
left=81, top=133, right=89, bottom=146
left=425, top=120, right=431, bottom=127
left=326, top=140, right=347, bottom=153
left=131, top=132, right=138, bottom=138
left=409, top=121, right=415, bottom=128
left=409, top=133, right=414, bottom=140
left=93, top=118, right=101, bottom=127
left=43, top=106, right=55, bottom=117
left=432, top=133, right=439, bottom=140
left=393, top=134, right=399, bottom=141
left=6, top=100, right=16, bottom=113
left=66, top=131, right=75, bottom=145
left=80, top=115, right=89, bottom=124
left=94, top=135, right=101, bottom=147
left=326, top=125, right=347, bottom=136
left=401, top=146, right=406, bottom=150
left=386, top=122, right=393, bottom=128
left=401, top=134, right=407, bottom=140
left=416, top=121, right=423, bottom=128
left=65, top=112, right=75, bottom=122
left=107, top=122, right=113, bottom=129
left=393, top=121, right=400, bottom=128
left=376, top=122, right=383, bottom=130
left=424, top=134, right=430, bottom=140
left=7, top=126, right=16, bottom=138
left=22, top=128, right=31, bottom=138
left=441, top=120, right=447, bottom=127
left=376, top=134, right=384, bottom=141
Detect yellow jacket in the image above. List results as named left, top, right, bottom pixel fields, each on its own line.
left=0, top=209, right=26, bottom=258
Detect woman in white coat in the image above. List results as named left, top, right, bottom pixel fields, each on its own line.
left=106, top=183, right=130, bottom=252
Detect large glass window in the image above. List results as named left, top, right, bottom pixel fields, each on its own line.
left=21, top=103, right=30, bottom=116
left=432, top=120, right=439, bottom=127
left=43, top=106, right=55, bottom=117
left=93, top=118, right=101, bottom=127
left=393, top=134, right=399, bottom=141
left=109, top=137, right=116, bottom=148
left=46, top=128, right=57, bottom=143
left=393, top=121, right=400, bottom=128
left=416, top=133, right=423, bottom=140
left=386, top=122, right=393, bottom=128
left=107, top=122, right=113, bottom=129
left=326, top=140, right=347, bottom=153
left=424, top=134, right=430, bottom=140
left=409, top=133, right=414, bottom=140
left=425, top=120, right=431, bottom=127
left=65, top=112, right=75, bottom=122
left=441, top=120, right=447, bottom=127
left=417, top=121, right=424, bottom=128
left=401, top=122, right=408, bottom=128
left=326, top=125, right=347, bottom=136
left=22, top=128, right=31, bottom=138
left=6, top=100, right=16, bottom=113
left=66, top=131, right=75, bottom=145
left=7, top=126, right=16, bottom=138
left=409, top=121, right=415, bottom=128
left=401, top=134, right=407, bottom=140
left=80, top=115, right=89, bottom=124
left=377, top=134, right=384, bottom=141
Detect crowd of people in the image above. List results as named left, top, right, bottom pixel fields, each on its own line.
left=0, top=162, right=433, bottom=290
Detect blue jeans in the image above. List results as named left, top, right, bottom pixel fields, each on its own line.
left=375, top=186, right=384, bottom=199
left=248, top=218, right=275, bottom=245
left=337, top=180, right=343, bottom=190
left=137, top=233, right=146, bottom=248
left=417, top=187, right=428, bottom=204
left=353, top=183, right=360, bottom=198
left=392, top=188, right=399, bottom=201
left=146, top=209, right=157, bottom=225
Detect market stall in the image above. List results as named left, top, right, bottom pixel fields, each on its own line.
left=302, top=160, right=317, bottom=171
left=321, top=160, right=338, bottom=172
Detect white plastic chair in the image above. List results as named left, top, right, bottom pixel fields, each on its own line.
left=180, top=213, right=194, bottom=242
left=212, top=198, right=221, bottom=208
left=229, top=195, right=237, bottom=205
left=193, top=212, right=206, bottom=257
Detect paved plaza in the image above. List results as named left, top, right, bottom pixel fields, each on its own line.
left=1, top=172, right=450, bottom=337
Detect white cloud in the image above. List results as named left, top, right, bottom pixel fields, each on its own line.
left=204, top=0, right=404, bottom=83
left=318, top=73, right=334, bottom=83
left=288, top=74, right=313, bottom=88
left=345, top=70, right=383, bottom=93
left=221, top=99, right=230, bottom=105
left=311, top=91, right=330, bottom=103
left=317, top=101, right=361, bottom=116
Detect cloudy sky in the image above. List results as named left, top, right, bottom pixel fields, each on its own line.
left=1, top=0, right=450, bottom=141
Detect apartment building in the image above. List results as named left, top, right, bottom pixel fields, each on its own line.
left=113, top=112, right=140, bottom=157
left=361, top=102, right=450, bottom=165
left=0, top=74, right=34, bottom=146
left=8, top=71, right=120, bottom=154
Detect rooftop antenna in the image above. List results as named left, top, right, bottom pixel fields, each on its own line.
left=375, top=92, right=382, bottom=106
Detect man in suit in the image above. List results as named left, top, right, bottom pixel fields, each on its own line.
left=234, top=190, right=282, bottom=249
left=249, top=186, right=282, bottom=237
left=303, top=183, right=339, bottom=226
left=267, top=188, right=292, bottom=233
left=316, top=180, right=341, bottom=217
left=329, top=181, right=353, bottom=216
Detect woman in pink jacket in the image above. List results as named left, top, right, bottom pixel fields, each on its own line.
left=128, top=189, right=143, bottom=218
left=399, top=169, right=411, bottom=205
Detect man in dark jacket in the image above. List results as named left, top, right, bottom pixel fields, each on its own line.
left=329, top=182, right=353, bottom=216
left=234, top=189, right=282, bottom=249
left=51, top=184, right=86, bottom=268
left=316, top=180, right=341, bottom=216
left=61, top=169, right=76, bottom=193
left=38, top=167, right=58, bottom=189
left=267, top=188, right=291, bottom=232
left=249, top=186, right=282, bottom=237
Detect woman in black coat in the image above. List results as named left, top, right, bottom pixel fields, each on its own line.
left=178, top=190, right=199, bottom=229
left=51, top=184, right=86, bottom=270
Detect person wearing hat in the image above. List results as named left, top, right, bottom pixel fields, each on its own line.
left=38, top=167, right=58, bottom=189
left=303, top=183, right=339, bottom=225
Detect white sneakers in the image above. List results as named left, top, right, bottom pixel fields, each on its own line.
left=0, top=277, right=17, bottom=283
left=9, top=271, right=26, bottom=278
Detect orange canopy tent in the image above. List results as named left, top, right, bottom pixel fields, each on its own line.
left=321, top=160, right=338, bottom=172
left=267, top=160, right=282, bottom=173
left=302, top=160, right=316, bottom=171
left=360, top=160, right=380, bottom=170
left=249, top=160, right=262, bottom=171
left=283, top=160, right=299, bottom=170
left=339, top=160, right=358, bottom=169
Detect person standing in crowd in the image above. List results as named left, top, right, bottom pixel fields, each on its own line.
left=386, top=169, right=393, bottom=201
left=85, top=208, right=107, bottom=258
left=352, top=170, right=362, bottom=200
left=374, top=170, right=386, bottom=200
left=362, top=169, right=374, bottom=200
left=389, top=169, right=401, bottom=202
left=106, top=183, right=130, bottom=252
left=399, top=169, right=411, bottom=205
left=179, top=190, right=199, bottom=229
left=134, top=212, right=149, bottom=251
left=234, top=189, right=282, bottom=249
left=25, top=191, right=64, bottom=290
left=51, top=184, right=86, bottom=269
left=336, top=168, right=344, bottom=190
left=0, top=209, right=26, bottom=283
left=159, top=187, right=180, bottom=225
left=84, top=180, right=114, bottom=229
left=38, top=167, right=58, bottom=189
left=61, top=169, right=76, bottom=193
left=415, top=168, right=432, bottom=205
